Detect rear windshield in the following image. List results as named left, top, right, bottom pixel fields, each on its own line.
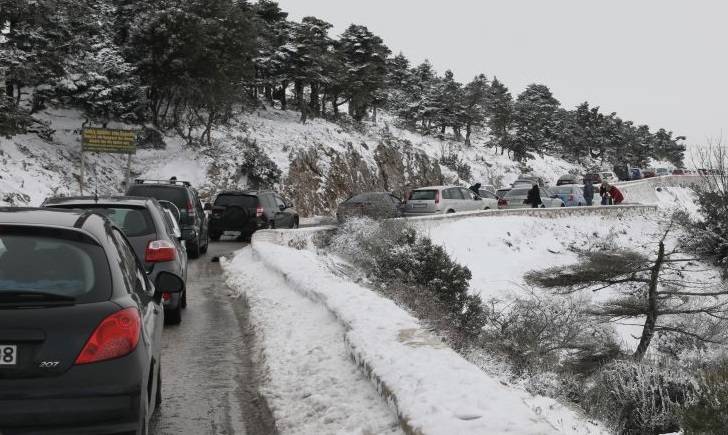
left=553, top=186, right=577, bottom=194
left=506, top=188, right=531, bottom=197
left=127, top=185, right=188, bottom=210
left=0, top=231, right=111, bottom=303
left=51, top=206, right=155, bottom=237
left=410, top=190, right=437, bottom=201
left=214, top=194, right=258, bottom=208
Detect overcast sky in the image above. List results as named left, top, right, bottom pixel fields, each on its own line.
left=275, top=0, right=727, bottom=147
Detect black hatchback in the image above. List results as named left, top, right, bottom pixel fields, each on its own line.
left=207, top=190, right=299, bottom=241
left=0, top=208, right=183, bottom=434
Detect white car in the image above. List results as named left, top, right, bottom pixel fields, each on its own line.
left=404, top=186, right=496, bottom=216
left=499, top=186, right=565, bottom=209
left=600, top=171, right=618, bottom=182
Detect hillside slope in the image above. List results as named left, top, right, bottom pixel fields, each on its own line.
left=0, top=105, right=583, bottom=214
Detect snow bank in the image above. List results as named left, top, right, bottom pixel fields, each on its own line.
left=234, top=234, right=607, bottom=435
left=223, top=248, right=402, bottom=435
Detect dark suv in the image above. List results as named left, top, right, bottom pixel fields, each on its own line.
left=43, top=196, right=189, bottom=325
left=127, top=179, right=209, bottom=258
left=208, top=190, right=299, bottom=241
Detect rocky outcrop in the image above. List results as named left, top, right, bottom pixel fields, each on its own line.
left=284, top=138, right=444, bottom=216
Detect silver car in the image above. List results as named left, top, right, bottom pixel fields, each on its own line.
left=500, top=186, right=565, bottom=209
left=404, top=186, right=495, bottom=216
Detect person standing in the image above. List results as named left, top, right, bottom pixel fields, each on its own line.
left=583, top=179, right=594, bottom=206
left=469, top=183, right=482, bottom=196
left=600, top=182, right=610, bottom=205
left=525, top=184, right=542, bottom=208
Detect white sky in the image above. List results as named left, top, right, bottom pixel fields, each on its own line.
left=275, top=0, right=728, bottom=146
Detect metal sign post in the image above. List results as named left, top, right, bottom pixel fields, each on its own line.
left=80, top=128, right=138, bottom=195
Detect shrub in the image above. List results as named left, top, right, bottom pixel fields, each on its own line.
left=679, top=361, right=728, bottom=433
left=440, top=153, right=472, bottom=182
left=0, top=96, right=33, bottom=137
left=137, top=127, right=166, bottom=149
left=585, top=360, right=693, bottom=434
left=239, top=138, right=281, bottom=188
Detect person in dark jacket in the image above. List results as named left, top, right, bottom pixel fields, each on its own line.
left=608, top=185, right=624, bottom=204
left=469, top=183, right=482, bottom=196
left=583, top=180, right=594, bottom=206
left=599, top=182, right=610, bottom=205
left=525, top=184, right=542, bottom=208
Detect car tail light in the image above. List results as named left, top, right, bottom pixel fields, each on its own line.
left=75, top=308, right=141, bottom=365
left=435, top=190, right=440, bottom=205
left=186, top=201, right=196, bottom=218
left=162, top=292, right=172, bottom=302
left=498, top=198, right=508, bottom=208
left=256, top=205, right=264, bottom=217
left=145, top=240, right=176, bottom=263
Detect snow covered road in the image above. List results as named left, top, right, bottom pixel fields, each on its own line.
left=224, top=248, right=403, bottom=435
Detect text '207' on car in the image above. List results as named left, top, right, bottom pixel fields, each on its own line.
left=0, top=207, right=184, bottom=434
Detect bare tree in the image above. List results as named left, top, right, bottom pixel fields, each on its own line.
left=525, top=216, right=728, bottom=361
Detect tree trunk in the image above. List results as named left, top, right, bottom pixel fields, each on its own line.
left=264, top=85, right=273, bottom=106
left=464, top=123, right=472, bottom=146
left=634, top=240, right=665, bottom=361
left=294, top=80, right=304, bottom=111
left=280, top=80, right=288, bottom=111
left=372, top=105, right=377, bottom=123
left=308, top=82, right=320, bottom=117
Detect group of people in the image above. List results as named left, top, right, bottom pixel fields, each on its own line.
left=583, top=180, right=624, bottom=206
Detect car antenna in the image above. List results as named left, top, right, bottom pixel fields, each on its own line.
left=93, top=161, right=99, bottom=203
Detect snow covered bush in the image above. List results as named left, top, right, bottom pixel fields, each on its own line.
left=239, top=138, right=281, bottom=188
left=679, top=360, right=728, bottom=433
left=0, top=96, right=33, bottom=137
left=585, top=360, right=692, bottom=434
left=329, top=217, right=486, bottom=343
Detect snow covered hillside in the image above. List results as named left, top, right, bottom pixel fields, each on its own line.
left=0, top=106, right=583, bottom=213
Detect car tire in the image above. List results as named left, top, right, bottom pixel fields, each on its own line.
left=181, top=289, right=187, bottom=309
left=165, top=305, right=182, bottom=325
left=292, top=217, right=299, bottom=229
left=155, top=364, right=162, bottom=409
left=560, top=203, right=565, bottom=207
left=446, top=209, right=455, bottom=214
left=200, top=235, right=208, bottom=254
left=188, top=238, right=201, bottom=259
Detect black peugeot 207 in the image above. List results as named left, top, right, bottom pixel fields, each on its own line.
left=0, top=208, right=182, bottom=434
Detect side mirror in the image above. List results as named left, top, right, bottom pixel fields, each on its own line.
left=279, top=204, right=285, bottom=212
left=204, top=203, right=212, bottom=211
left=155, top=271, right=184, bottom=296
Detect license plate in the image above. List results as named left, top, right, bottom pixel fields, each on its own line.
left=0, top=345, right=17, bottom=366
left=412, top=203, right=426, bottom=209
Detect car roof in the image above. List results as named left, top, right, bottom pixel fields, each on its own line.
left=413, top=186, right=462, bottom=190
left=44, top=195, right=156, bottom=207
left=0, top=207, right=111, bottom=241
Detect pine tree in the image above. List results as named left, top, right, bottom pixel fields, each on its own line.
left=461, top=74, right=489, bottom=146
left=512, top=83, right=560, bottom=161
left=484, top=78, right=514, bottom=155
left=338, top=24, right=391, bottom=121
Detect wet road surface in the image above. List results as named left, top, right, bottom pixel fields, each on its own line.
left=150, top=241, right=274, bottom=435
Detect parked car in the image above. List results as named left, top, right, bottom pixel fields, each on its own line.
left=643, top=168, right=656, bottom=178
left=583, top=173, right=603, bottom=185
left=207, top=190, right=299, bottom=241
left=629, top=168, right=644, bottom=180
left=655, top=168, right=670, bottom=177
left=336, top=192, right=403, bottom=223
left=495, top=188, right=512, bottom=199
left=672, top=168, right=685, bottom=175
left=476, top=190, right=500, bottom=209
left=556, top=174, right=581, bottom=186
left=552, top=185, right=586, bottom=207
left=513, top=175, right=547, bottom=187
left=499, top=186, right=565, bottom=209
left=403, top=186, right=490, bottom=216
left=0, top=207, right=183, bottom=434
left=600, top=171, right=618, bottom=182
left=42, top=196, right=189, bottom=325
left=126, top=179, right=209, bottom=258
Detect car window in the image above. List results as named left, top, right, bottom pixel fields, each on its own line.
left=47, top=205, right=155, bottom=237
left=553, top=186, right=575, bottom=194
left=506, top=188, right=530, bottom=197
left=110, top=229, right=151, bottom=298
left=441, top=189, right=453, bottom=200
left=127, top=185, right=188, bottom=210
left=273, top=195, right=286, bottom=209
left=479, top=190, right=496, bottom=199
left=460, top=188, right=476, bottom=199
left=410, top=190, right=437, bottom=200
left=214, top=194, right=258, bottom=208
left=0, top=230, right=112, bottom=303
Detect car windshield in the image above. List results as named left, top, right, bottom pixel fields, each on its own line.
left=506, top=188, right=531, bottom=197
left=553, top=186, right=576, bottom=194
left=214, top=194, right=258, bottom=208
left=0, top=231, right=111, bottom=302
left=127, top=185, right=188, bottom=210
left=410, top=190, right=437, bottom=200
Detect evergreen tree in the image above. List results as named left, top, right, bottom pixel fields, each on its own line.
left=484, top=78, right=514, bottom=155
left=461, top=74, right=489, bottom=146
left=338, top=24, right=390, bottom=121
left=512, top=83, right=560, bottom=161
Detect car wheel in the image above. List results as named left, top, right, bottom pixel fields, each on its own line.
left=446, top=209, right=455, bottom=214
left=292, top=217, right=299, bottom=229
left=200, top=234, right=208, bottom=254
left=560, top=203, right=565, bottom=207
left=181, top=289, right=187, bottom=309
left=270, top=221, right=276, bottom=229
left=165, top=305, right=182, bottom=325
left=483, top=207, right=490, bottom=210
left=188, top=238, right=201, bottom=259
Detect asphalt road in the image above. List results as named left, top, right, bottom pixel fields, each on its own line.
left=150, top=241, right=274, bottom=435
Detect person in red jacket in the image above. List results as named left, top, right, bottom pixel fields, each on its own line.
left=608, top=184, right=624, bottom=205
